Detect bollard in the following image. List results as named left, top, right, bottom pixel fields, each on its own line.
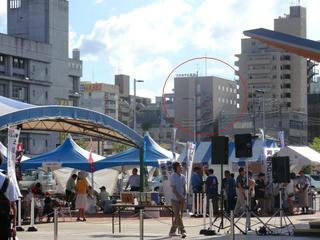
left=192, top=194, right=195, bottom=215
left=230, top=210, right=235, bottom=240
left=16, top=198, right=24, bottom=231
left=209, top=201, right=213, bottom=230
left=139, top=208, right=144, bottom=240
left=54, top=208, right=58, bottom=240
left=27, top=197, right=37, bottom=232
left=199, top=195, right=207, bottom=235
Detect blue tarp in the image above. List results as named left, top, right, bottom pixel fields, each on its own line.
left=21, top=135, right=104, bottom=172
left=178, top=139, right=277, bottom=164
left=94, top=133, right=175, bottom=170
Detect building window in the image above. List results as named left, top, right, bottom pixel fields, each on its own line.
left=45, top=91, right=48, bottom=100
left=218, top=85, right=221, bottom=90
left=12, top=57, right=24, bottom=69
left=9, top=0, right=21, bottom=9
left=0, top=84, right=7, bottom=96
left=45, top=140, right=48, bottom=148
left=0, top=55, right=4, bottom=65
left=32, top=90, right=35, bottom=97
left=12, top=85, right=28, bottom=101
left=45, top=67, right=48, bottom=75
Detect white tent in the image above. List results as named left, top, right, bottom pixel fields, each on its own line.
left=53, top=168, right=119, bottom=195
left=276, top=146, right=320, bottom=172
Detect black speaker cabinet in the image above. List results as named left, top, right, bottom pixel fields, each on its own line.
left=272, top=156, right=290, bottom=183
left=234, top=134, right=252, bottom=158
left=211, top=136, right=229, bottom=164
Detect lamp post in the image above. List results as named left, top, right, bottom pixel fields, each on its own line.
left=255, top=89, right=265, bottom=140
left=182, top=97, right=196, bottom=143
left=133, top=79, right=144, bottom=131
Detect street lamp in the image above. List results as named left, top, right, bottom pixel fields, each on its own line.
left=255, top=89, right=265, bottom=140
left=182, top=97, right=196, bottom=143
left=133, top=78, right=144, bottom=131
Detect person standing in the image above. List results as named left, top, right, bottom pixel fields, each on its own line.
left=0, top=155, right=19, bottom=239
left=254, top=173, right=266, bottom=215
left=297, top=170, right=309, bottom=214
left=234, top=167, right=246, bottom=216
left=169, top=162, right=186, bottom=238
left=66, top=173, right=77, bottom=209
left=191, top=166, right=203, bottom=214
left=125, top=168, right=140, bottom=191
left=205, top=169, right=219, bottom=214
left=75, top=172, right=88, bottom=221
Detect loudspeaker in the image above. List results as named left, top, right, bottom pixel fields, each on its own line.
left=272, top=156, right=290, bottom=183
left=211, top=136, right=229, bottom=164
left=234, top=134, right=252, bottom=158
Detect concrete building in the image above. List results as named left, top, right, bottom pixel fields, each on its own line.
left=174, top=74, right=238, bottom=142
left=0, top=0, right=82, bottom=154
left=236, top=5, right=308, bottom=145
left=80, top=82, right=119, bottom=120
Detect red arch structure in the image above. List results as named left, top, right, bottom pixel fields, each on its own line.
left=243, top=28, right=320, bottom=62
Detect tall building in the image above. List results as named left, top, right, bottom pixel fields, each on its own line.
left=236, top=5, right=308, bottom=144
left=80, top=82, right=119, bottom=120
left=0, top=0, right=82, bottom=154
left=174, top=74, right=238, bottom=142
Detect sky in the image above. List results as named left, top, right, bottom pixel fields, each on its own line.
left=0, top=0, right=320, bottom=101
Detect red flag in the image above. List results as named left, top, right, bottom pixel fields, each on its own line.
left=88, top=139, right=95, bottom=173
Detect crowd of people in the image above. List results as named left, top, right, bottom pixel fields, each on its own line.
left=190, top=165, right=315, bottom=217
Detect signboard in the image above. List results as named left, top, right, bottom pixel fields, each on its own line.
left=81, top=83, right=102, bottom=93
left=42, top=162, right=62, bottom=172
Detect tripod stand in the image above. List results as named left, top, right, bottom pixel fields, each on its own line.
left=235, top=188, right=273, bottom=234
left=265, top=186, right=295, bottom=235
left=210, top=191, right=245, bottom=234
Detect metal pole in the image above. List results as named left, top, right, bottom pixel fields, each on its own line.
left=262, top=94, right=265, bottom=140
left=27, top=196, right=37, bottom=231
left=54, top=208, right=58, bottom=240
left=230, top=210, right=235, bottom=240
left=139, top=208, right=144, bottom=240
left=134, top=78, right=137, bottom=131
left=16, top=198, right=24, bottom=231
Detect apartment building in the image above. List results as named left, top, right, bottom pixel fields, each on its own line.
left=174, top=74, right=238, bottom=142
left=236, top=5, right=308, bottom=144
left=0, top=0, right=82, bottom=154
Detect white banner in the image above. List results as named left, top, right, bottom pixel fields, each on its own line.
left=263, top=147, right=280, bottom=185
left=7, top=127, right=22, bottom=198
left=186, top=142, right=195, bottom=194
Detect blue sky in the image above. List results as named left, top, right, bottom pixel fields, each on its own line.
left=1, top=0, right=320, bottom=100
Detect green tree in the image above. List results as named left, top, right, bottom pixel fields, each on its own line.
left=301, top=165, right=314, bottom=174
left=310, top=137, right=320, bottom=153
left=112, top=142, right=129, bottom=153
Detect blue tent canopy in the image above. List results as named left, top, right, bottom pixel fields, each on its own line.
left=179, top=139, right=277, bottom=164
left=21, top=135, right=104, bottom=172
left=94, top=134, right=175, bottom=170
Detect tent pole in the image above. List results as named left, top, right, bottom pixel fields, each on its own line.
left=140, top=141, right=145, bottom=194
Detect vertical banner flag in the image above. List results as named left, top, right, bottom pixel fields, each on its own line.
left=7, top=127, right=22, bottom=197
left=88, top=138, right=95, bottom=173
left=172, top=128, right=177, bottom=160
left=186, top=142, right=196, bottom=194
left=278, top=131, right=285, bottom=148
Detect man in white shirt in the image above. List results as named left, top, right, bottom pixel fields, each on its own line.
left=169, top=162, right=186, bottom=238
left=65, top=173, right=77, bottom=209
left=125, top=168, right=140, bottom=191
left=0, top=155, right=20, bottom=239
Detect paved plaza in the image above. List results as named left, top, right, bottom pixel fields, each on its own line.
left=17, top=212, right=320, bottom=239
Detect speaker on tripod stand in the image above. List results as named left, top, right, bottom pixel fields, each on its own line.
left=265, top=156, right=295, bottom=235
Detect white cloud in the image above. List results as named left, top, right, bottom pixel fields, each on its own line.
left=76, top=0, right=319, bottom=98
left=94, top=0, right=106, bottom=4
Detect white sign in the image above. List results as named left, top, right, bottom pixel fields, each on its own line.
left=186, top=142, right=195, bottom=194
left=7, top=127, right=22, bottom=198
left=42, top=162, right=62, bottom=171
